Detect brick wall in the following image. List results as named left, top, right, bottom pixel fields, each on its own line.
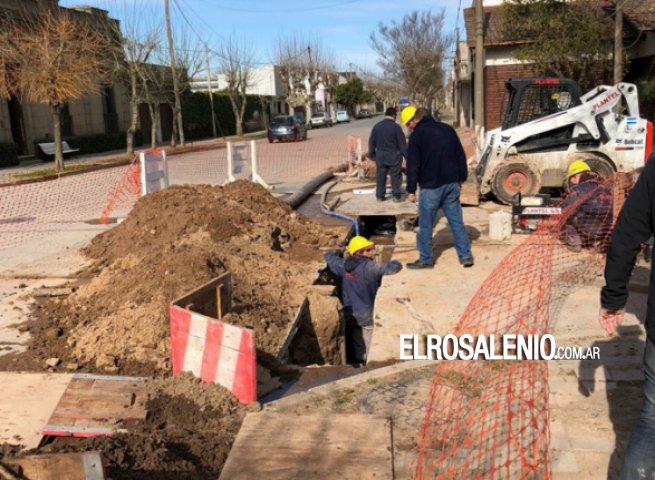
left=484, top=63, right=537, bottom=130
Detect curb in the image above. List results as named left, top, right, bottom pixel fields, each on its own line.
left=263, top=360, right=436, bottom=411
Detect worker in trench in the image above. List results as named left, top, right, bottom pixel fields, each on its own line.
left=559, top=160, right=613, bottom=252
left=324, top=236, right=402, bottom=365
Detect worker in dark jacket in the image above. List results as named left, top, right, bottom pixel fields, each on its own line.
left=324, top=235, right=402, bottom=364
left=367, top=107, right=407, bottom=202
left=600, top=155, right=655, bottom=479
left=400, top=106, right=473, bottom=269
left=560, top=160, right=613, bottom=251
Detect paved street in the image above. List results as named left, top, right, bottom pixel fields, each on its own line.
left=0, top=118, right=379, bottom=256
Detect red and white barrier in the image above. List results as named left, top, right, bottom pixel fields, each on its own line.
left=169, top=305, right=256, bottom=403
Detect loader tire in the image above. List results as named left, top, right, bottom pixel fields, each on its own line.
left=492, top=162, right=540, bottom=205
left=585, top=157, right=615, bottom=179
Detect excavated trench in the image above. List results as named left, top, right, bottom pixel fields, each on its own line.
left=267, top=201, right=401, bottom=401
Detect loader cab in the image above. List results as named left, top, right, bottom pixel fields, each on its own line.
left=501, top=78, right=582, bottom=130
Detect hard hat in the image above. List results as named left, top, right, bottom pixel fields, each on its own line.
left=348, top=236, right=374, bottom=255
left=400, top=106, right=417, bottom=125
left=566, top=160, right=591, bottom=179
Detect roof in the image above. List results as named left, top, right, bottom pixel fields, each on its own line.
left=621, top=0, right=655, bottom=32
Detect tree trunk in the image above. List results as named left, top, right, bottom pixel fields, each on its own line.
left=148, top=103, right=158, bottom=149
left=126, top=67, right=138, bottom=154
left=238, top=94, right=247, bottom=136
left=51, top=104, right=64, bottom=173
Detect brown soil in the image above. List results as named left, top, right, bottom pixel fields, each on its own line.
left=0, top=374, right=251, bottom=479
left=0, top=181, right=345, bottom=374
left=0, top=181, right=348, bottom=477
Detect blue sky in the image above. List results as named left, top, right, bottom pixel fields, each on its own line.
left=59, top=0, right=465, bottom=74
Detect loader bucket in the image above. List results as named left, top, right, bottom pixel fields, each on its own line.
left=461, top=167, right=481, bottom=206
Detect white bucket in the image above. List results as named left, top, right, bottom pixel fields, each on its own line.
left=488, top=211, right=512, bottom=241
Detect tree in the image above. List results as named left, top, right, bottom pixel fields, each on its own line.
left=218, top=37, right=253, bottom=137
left=108, top=2, right=160, bottom=154
left=275, top=35, right=334, bottom=122
left=336, top=77, right=366, bottom=114
left=501, top=0, right=613, bottom=90
left=0, top=8, right=118, bottom=171
left=370, top=10, right=452, bottom=108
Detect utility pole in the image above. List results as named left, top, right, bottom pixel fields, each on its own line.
left=204, top=43, right=217, bottom=138
left=474, top=0, right=484, bottom=133
left=614, top=0, right=624, bottom=83
left=164, top=0, right=185, bottom=147
left=454, top=27, right=461, bottom=128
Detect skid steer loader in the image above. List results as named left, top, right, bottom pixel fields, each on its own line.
left=473, top=78, right=654, bottom=204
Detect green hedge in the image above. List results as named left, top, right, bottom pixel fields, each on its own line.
left=33, top=131, right=144, bottom=158
left=0, top=142, right=19, bottom=168
left=182, top=91, right=268, bottom=140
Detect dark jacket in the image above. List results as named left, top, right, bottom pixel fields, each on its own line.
left=367, top=117, right=407, bottom=165
left=601, top=157, right=655, bottom=341
left=324, top=251, right=402, bottom=326
left=560, top=176, right=613, bottom=240
left=406, top=115, right=468, bottom=194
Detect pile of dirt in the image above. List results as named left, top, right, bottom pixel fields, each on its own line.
left=17, top=374, right=252, bottom=479
left=0, top=181, right=344, bottom=374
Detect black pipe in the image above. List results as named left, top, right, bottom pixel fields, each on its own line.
left=283, top=164, right=346, bottom=209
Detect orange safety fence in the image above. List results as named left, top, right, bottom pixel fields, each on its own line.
left=414, top=170, right=636, bottom=479
left=98, top=155, right=141, bottom=224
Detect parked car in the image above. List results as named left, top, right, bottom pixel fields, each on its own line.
left=357, top=109, right=371, bottom=119
left=310, top=112, right=333, bottom=128
left=335, top=111, right=350, bottom=123
left=267, top=115, right=307, bottom=143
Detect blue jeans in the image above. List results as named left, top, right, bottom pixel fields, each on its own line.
left=620, top=336, right=655, bottom=479
left=417, top=183, right=472, bottom=265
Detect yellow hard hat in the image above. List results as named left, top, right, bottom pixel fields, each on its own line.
left=566, top=160, right=591, bottom=179
left=400, top=106, right=417, bottom=125
left=348, top=236, right=374, bottom=255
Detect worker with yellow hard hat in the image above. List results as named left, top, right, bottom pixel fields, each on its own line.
left=323, top=235, right=402, bottom=364
left=560, top=158, right=612, bottom=251
left=400, top=105, right=474, bottom=269
left=566, top=159, right=592, bottom=181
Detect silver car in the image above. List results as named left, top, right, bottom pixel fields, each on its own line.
left=310, top=112, right=333, bottom=128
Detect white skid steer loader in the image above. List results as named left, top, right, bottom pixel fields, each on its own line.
left=472, top=78, right=654, bottom=204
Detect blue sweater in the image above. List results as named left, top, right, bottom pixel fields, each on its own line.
left=324, top=251, right=402, bottom=326
left=406, top=116, right=468, bottom=194
left=367, top=117, right=407, bottom=164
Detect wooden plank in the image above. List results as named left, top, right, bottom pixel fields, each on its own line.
left=43, top=375, right=146, bottom=437
left=220, top=413, right=392, bottom=480
left=7, top=452, right=105, bottom=480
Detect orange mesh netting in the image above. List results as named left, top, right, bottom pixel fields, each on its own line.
left=414, top=170, right=636, bottom=479
left=98, top=157, right=141, bottom=224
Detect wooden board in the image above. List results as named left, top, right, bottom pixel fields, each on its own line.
left=42, top=374, right=147, bottom=437
left=219, top=413, right=393, bottom=480
left=5, top=452, right=105, bottom=480
left=337, top=192, right=419, bottom=216
left=0, top=373, right=73, bottom=449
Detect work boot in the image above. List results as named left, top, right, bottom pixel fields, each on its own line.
left=392, top=195, right=403, bottom=203
left=460, top=257, right=474, bottom=268
left=376, top=196, right=386, bottom=202
left=406, top=260, right=434, bottom=269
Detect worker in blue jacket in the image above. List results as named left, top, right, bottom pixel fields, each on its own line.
left=400, top=106, right=473, bottom=269
left=560, top=160, right=613, bottom=251
left=367, top=107, right=407, bottom=202
left=324, top=236, right=402, bottom=364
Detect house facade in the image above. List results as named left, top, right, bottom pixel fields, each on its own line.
left=461, top=0, right=655, bottom=130
left=0, top=0, right=132, bottom=155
